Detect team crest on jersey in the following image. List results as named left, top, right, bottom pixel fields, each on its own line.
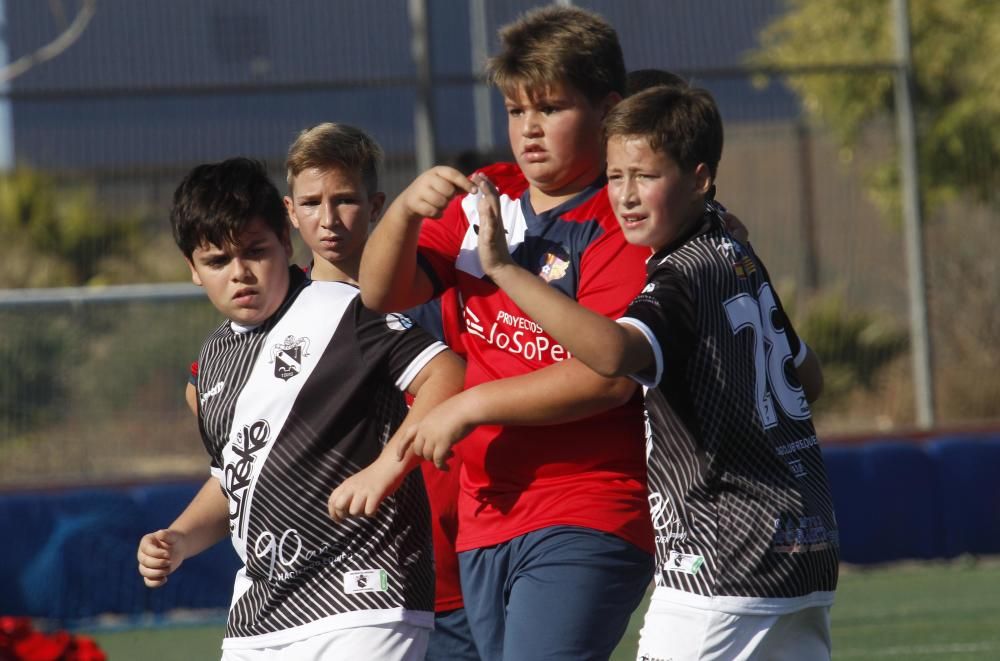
left=717, top=239, right=755, bottom=278
left=539, top=247, right=570, bottom=282
left=270, top=335, right=311, bottom=381
left=385, top=312, right=414, bottom=332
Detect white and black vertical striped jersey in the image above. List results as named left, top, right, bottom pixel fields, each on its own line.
left=618, top=211, right=839, bottom=615
left=195, top=268, right=446, bottom=650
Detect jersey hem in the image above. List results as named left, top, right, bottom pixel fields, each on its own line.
left=456, top=518, right=654, bottom=555
left=434, top=596, right=465, bottom=612
left=220, top=608, right=434, bottom=650
left=650, top=584, right=835, bottom=616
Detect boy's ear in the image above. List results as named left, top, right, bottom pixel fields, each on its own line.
left=693, top=163, right=714, bottom=196
left=185, top=257, right=203, bottom=287
left=283, top=196, right=300, bottom=228
left=369, top=192, right=387, bottom=224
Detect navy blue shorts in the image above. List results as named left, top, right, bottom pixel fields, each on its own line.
left=458, top=526, right=653, bottom=661
left=426, top=607, right=481, bottom=661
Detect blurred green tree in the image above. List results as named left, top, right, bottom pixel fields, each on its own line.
left=0, top=168, right=143, bottom=287
left=752, top=0, right=1000, bottom=217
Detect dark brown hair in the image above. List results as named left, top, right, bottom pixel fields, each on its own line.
left=604, top=85, right=723, bottom=177
left=170, top=157, right=288, bottom=258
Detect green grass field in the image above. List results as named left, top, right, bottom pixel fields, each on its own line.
left=85, top=559, right=1000, bottom=660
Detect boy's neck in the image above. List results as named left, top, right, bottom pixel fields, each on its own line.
left=527, top=164, right=605, bottom=214
left=308, top=255, right=359, bottom=285
left=650, top=204, right=708, bottom=255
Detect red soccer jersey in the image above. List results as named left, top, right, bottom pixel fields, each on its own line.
left=417, top=287, right=466, bottom=612
left=417, top=163, right=655, bottom=554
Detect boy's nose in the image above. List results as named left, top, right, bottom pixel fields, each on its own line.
left=320, top=203, right=339, bottom=228
left=620, top=181, right=639, bottom=205
left=231, top=258, right=254, bottom=281
left=521, top=114, right=541, bottom=137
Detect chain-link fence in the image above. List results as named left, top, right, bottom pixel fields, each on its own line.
left=1, top=0, right=997, bottom=487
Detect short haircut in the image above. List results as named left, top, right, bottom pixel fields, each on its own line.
left=604, top=85, right=724, bottom=178
left=170, top=157, right=288, bottom=259
left=285, top=123, right=383, bottom=196
left=626, top=69, right=689, bottom=96
left=486, top=5, right=625, bottom=105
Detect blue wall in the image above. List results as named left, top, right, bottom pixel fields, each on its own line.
left=2, top=434, right=999, bottom=621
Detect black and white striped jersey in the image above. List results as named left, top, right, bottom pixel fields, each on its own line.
left=195, top=268, right=445, bottom=649
left=618, top=211, right=839, bottom=614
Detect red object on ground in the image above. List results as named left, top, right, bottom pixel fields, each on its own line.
left=0, top=618, right=105, bottom=661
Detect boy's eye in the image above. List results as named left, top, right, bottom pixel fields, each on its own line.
left=540, top=106, right=559, bottom=115
left=506, top=107, right=523, bottom=117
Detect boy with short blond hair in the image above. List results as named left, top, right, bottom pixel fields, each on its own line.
left=455, top=84, right=839, bottom=660
left=282, top=122, right=479, bottom=660
left=139, top=157, right=464, bottom=660
left=361, top=6, right=654, bottom=660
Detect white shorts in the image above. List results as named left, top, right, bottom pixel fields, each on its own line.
left=636, top=595, right=831, bottom=661
left=220, top=622, right=430, bottom=661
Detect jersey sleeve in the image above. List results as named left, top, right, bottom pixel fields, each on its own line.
left=617, top=264, right=697, bottom=388
left=353, top=299, right=448, bottom=392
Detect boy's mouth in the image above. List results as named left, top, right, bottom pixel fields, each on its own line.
left=620, top=213, right=646, bottom=227
left=233, top=288, right=258, bottom=305
left=521, top=144, right=546, bottom=163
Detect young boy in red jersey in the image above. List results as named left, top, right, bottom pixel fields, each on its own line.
left=451, top=84, right=839, bottom=660
left=360, top=6, right=654, bottom=660
left=138, top=156, right=464, bottom=660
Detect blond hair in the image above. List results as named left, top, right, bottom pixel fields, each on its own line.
left=486, top=5, right=625, bottom=104
left=285, top=123, right=383, bottom=195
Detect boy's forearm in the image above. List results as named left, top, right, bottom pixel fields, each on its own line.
left=360, top=200, right=432, bottom=312
left=169, top=477, right=231, bottom=558
left=490, top=263, right=648, bottom=377
left=797, top=346, right=824, bottom=403
left=456, top=357, right=637, bottom=427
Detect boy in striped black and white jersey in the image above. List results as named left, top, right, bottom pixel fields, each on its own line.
left=137, top=157, right=464, bottom=660
left=431, top=85, right=839, bottom=660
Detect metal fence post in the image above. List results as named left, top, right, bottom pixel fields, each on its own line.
left=408, top=0, right=436, bottom=172
left=892, top=0, right=935, bottom=428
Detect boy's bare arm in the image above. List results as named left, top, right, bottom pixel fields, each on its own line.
left=328, top=350, right=465, bottom=519
left=184, top=382, right=197, bottom=416
left=475, top=174, right=654, bottom=378
left=137, top=476, right=229, bottom=588
left=360, top=166, right=476, bottom=312
left=399, top=357, right=638, bottom=468
left=796, top=346, right=824, bottom=403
